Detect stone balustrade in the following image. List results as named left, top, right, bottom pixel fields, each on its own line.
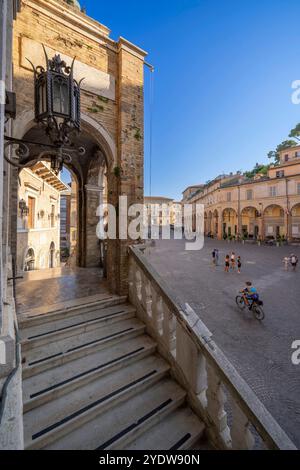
left=128, top=245, right=297, bottom=450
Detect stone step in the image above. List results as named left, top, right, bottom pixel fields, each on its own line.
left=43, top=378, right=186, bottom=450
left=22, top=318, right=146, bottom=378
left=18, top=293, right=127, bottom=328
left=121, top=406, right=206, bottom=450
left=20, top=303, right=136, bottom=349
left=24, top=354, right=170, bottom=450
left=23, top=334, right=157, bottom=412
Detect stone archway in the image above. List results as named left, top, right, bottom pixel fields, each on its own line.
left=222, top=208, right=238, bottom=238
left=12, top=110, right=116, bottom=281
left=291, top=203, right=300, bottom=240
left=263, top=204, right=285, bottom=239
left=241, top=206, right=260, bottom=239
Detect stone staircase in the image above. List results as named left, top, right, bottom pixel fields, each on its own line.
left=18, top=294, right=207, bottom=450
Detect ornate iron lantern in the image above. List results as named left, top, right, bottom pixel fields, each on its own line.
left=4, top=45, right=85, bottom=174
left=19, top=199, right=29, bottom=218
left=32, top=47, right=82, bottom=146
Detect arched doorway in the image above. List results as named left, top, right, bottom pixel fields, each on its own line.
left=291, top=203, right=300, bottom=241
left=24, top=248, right=35, bottom=271
left=263, top=204, right=285, bottom=239
left=222, top=208, right=238, bottom=238
left=241, top=206, right=260, bottom=239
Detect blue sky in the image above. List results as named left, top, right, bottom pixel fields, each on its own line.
left=78, top=0, right=300, bottom=200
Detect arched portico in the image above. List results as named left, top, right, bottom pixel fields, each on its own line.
left=222, top=208, right=238, bottom=238
left=291, top=203, right=300, bottom=240
left=263, top=204, right=285, bottom=239
left=241, top=206, right=260, bottom=239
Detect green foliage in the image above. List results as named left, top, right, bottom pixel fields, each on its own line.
left=87, top=101, right=104, bottom=114
left=268, top=139, right=297, bottom=165
left=134, top=128, right=142, bottom=141
left=113, top=166, right=121, bottom=178
left=244, top=163, right=269, bottom=179
left=289, top=123, right=300, bottom=141
left=98, top=96, right=109, bottom=103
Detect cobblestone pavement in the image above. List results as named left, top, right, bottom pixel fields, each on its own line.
left=145, top=237, right=300, bottom=447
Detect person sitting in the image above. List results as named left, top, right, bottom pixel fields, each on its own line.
left=241, top=281, right=259, bottom=307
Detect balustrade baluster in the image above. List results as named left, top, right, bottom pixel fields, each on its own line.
left=230, top=400, right=255, bottom=450
left=206, top=363, right=231, bottom=449
left=162, top=303, right=176, bottom=354
left=151, top=286, right=163, bottom=335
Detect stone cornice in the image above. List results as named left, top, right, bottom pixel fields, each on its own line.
left=23, top=0, right=116, bottom=48
left=118, top=37, right=148, bottom=61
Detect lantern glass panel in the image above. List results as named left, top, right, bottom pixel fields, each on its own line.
left=53, top=76, right=69, bottom=116
left=38, top=79, right=47, bottom=115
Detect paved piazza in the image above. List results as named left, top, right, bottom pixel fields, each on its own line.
left=145, top=237, right=300, bottom=446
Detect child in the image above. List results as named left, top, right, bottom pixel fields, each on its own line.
left=290, top=254, right=298, bottom=271
left=283, top=256, right=289, bottom=271
left=225, top=254, right=230, bottom=272
left=237, top=256, right=242, bottom=274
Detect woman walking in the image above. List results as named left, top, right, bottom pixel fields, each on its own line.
left=225, top=254, right=230, bottom=272
left=237, top=256, right=242, bottom=274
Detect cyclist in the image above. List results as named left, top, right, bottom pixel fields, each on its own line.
left=240, top=281, right=259, bottom=307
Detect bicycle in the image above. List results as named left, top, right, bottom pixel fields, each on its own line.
left=235, top=292, right=265, bottom=321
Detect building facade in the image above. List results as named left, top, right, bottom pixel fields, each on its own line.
left=17, top=163, right=69, bottom=272
left=184, top=147, right=300, bottom=241
left=9, top=0, right=147, bottom=294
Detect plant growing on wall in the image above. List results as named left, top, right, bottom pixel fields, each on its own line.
left=87, top=101, right=104, bottom=114
left=113, top=166, right=121, bottom=178
left=134, top=127, right=142, bottom=141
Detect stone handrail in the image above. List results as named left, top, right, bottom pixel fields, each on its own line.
left=128, top=245, right=297, bottom=450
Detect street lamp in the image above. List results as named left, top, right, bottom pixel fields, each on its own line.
left=4, top=45, right=85, bottom=174
left=19, top=199, right=29, bottom=218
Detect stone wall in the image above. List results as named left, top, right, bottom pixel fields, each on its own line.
left=11, top=0, right=147, bottom=294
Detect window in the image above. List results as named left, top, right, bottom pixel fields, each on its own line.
left=284, top=154, right=289, bottom=162
left=227, top=192, right=232, bottom=202
left=246, top=189, right=253, bottom=200
left=297, top=183, right=300, bottom=195
left=27, top=197, right=35, bottom=229
left=50, top=204, right=55, bottom=228
left=276, top=170, right=284, bottom=178
left=269, top=186, right=277, bottom=197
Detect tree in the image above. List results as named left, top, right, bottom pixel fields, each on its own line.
left=267, top=140, right=297, bottom=165
left=289, top=123, right=300, bottom=142
left=244, top=163, right=269, bottom=179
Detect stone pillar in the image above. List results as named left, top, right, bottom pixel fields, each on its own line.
left=217, top=210, right=223, bottom=240
left=109, top=38, right=147, bottom=295
left=284, top=211, right=289, bottom=240
left=85, top=184, right=103, bottom=268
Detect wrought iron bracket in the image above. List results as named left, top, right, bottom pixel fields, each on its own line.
left=3, top=135, right=85, bottom=173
